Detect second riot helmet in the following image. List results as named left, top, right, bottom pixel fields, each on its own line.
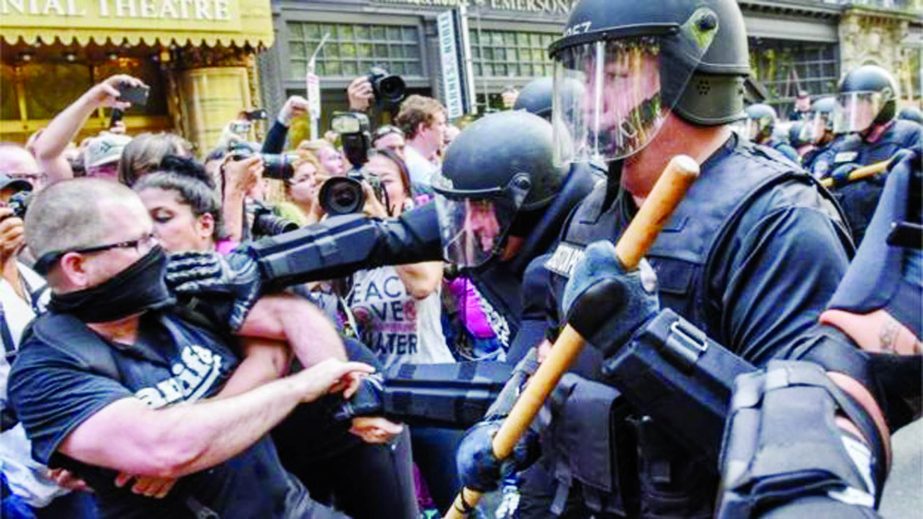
left=432, top=111, right=564, bottom=268
left=743, top=103, right=778, bottom=142
left=799, top=96, right=836, bottom=144
left=833, top=65, right=899, bottom=134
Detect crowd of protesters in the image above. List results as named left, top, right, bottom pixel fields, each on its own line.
left=0, top=71, right=488, bottom=519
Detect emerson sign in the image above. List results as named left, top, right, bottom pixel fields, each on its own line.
left=376, top=0, right=574, bottom=15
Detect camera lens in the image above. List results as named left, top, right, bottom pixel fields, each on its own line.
left=260, top=153, right=294, bottom=181
left=377, top=75, right=406, bottom=104
left=319, top=177, right=366, bottom=215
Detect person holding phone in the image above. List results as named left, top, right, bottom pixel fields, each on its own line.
left=29, top=75, right=149, bottom=185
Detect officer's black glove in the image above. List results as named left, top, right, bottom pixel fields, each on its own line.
left=456, top=419, right=541, bottom=493
left=455, top=420, right=541, bottom=492
left=332, top=374, right=384, bottom=421
left=165, top=248, right=262, bottom=331
left=562, top=240, right=660, bottom=358
left=829, top=163, right=859, bottom=188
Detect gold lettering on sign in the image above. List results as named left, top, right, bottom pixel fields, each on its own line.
left=1, top=0, right=232, bottom=19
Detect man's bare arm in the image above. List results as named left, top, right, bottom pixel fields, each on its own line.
left=237, top=293, right=347, bottom=366
left=59, top=359, right=372, bottom=479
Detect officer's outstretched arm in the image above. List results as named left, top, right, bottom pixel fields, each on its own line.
left=166, top=203, right=443, bottom=330
left=718, top=360, right=886, bottom=518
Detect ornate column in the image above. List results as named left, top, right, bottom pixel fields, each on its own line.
left=173, top=46, right=260, bottom=155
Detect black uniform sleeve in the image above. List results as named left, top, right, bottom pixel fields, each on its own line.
left=8, top=340, right=134, bottom=464
left=261, top=120, right=289, bottom=154
left=718, top=204, right=851, bottom=366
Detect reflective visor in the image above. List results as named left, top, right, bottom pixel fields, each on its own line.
left=833, top=91, right=886, bottom=134
left=432, top=174, right=530, bottom=268
left=551, top=29, right=712, bottom=165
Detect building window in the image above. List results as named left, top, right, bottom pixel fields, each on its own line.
left=749, top=38, right=839, bottom=117
left=470, top=30, right=556, bottom=79
left=287, top=22, right=423, bottom=80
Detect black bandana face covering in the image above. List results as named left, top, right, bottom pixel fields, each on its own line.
left=48, top=246, right=175, bottom=323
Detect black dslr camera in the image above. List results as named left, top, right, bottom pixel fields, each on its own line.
left=228, top=143, right=297, bottom=181
left=248, top=200, right=299, bottom=237
left=368, top=67, right=405, bottom=106
left=4, top=191, right=30, bottom=220
left=319, top=112, right=389, bottom=216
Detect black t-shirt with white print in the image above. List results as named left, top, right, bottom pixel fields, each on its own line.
left=8, top=308, right=322, bottom=519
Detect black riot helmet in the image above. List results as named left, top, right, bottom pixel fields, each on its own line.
left=514, top=78, right=554, bottom=119
left=742, top=103, right=778, bottom=143
left=800, top=96, right=836, bottom=144
left=548, top=0, right=749, bottom=165
left=432, top=111, right=564, bottom=268
left=898, top=106, right=923, bottom=126
left=833, top=65, right=899, bottom=134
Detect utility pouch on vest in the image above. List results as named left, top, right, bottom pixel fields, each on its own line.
left=602, top=308, right=755, bottom=464
left=547, top=374, right=637, bottom=516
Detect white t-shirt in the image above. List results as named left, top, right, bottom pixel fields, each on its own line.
left=404, top=145, right=438, bottom=188
left=347, top=266, right=453, bottom=369
left=0, top=263, right=67, bottom=507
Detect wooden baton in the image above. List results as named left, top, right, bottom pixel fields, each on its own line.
left=820, top=158, right=891, bottom=189
left=445, top=155, right=700, bottom=519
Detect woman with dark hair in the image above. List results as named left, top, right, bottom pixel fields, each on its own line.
left=134, top=171, right=225, bottom=253
left=341, top=149, right=460, bottom=514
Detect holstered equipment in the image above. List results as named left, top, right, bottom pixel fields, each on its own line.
left=717, top=360, right=887, bottom=518
left=602, top=308, right=755, bottom=464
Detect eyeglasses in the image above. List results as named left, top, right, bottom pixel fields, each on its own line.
left=34, top=232, right=158, bottom=274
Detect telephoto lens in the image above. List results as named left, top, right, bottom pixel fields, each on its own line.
left=319, top=176, right=366, bottom=216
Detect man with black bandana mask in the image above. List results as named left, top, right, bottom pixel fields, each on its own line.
left=455, top=0, right=889, bottom=517
left=8, top=178, right=374, bottom=518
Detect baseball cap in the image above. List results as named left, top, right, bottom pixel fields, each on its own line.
left=0, top=174, right=33, bottom=193
left=84, top=133, right=132, bottom=168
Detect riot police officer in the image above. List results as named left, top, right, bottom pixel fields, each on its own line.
left=801, top=95, right=837, bottom=175
left=432, top=109, right=594, bottom=357
left=898, top=106, right=923, bottom=126
left=743, top=103, right=801, bottom=163
left=456, top=0, right=887, bottom=516
left=817, top=65, right=922, bottom=245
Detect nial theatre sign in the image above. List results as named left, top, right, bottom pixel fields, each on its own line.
left=0, top=0, right=272, bottom=46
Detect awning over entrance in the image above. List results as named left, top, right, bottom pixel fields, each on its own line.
left=0, top=0, right=274, bottom=48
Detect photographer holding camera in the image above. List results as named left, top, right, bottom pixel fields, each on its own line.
left=30, top=74, right=148, bottom=184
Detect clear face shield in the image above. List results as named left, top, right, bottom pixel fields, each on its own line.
left=799, top=110, right=832, bottom=144
left=833, top=91, right=888, bottom=134
left=432, top=173, right=531, bottom=268
left=551, top=17, right=715, bottom=165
